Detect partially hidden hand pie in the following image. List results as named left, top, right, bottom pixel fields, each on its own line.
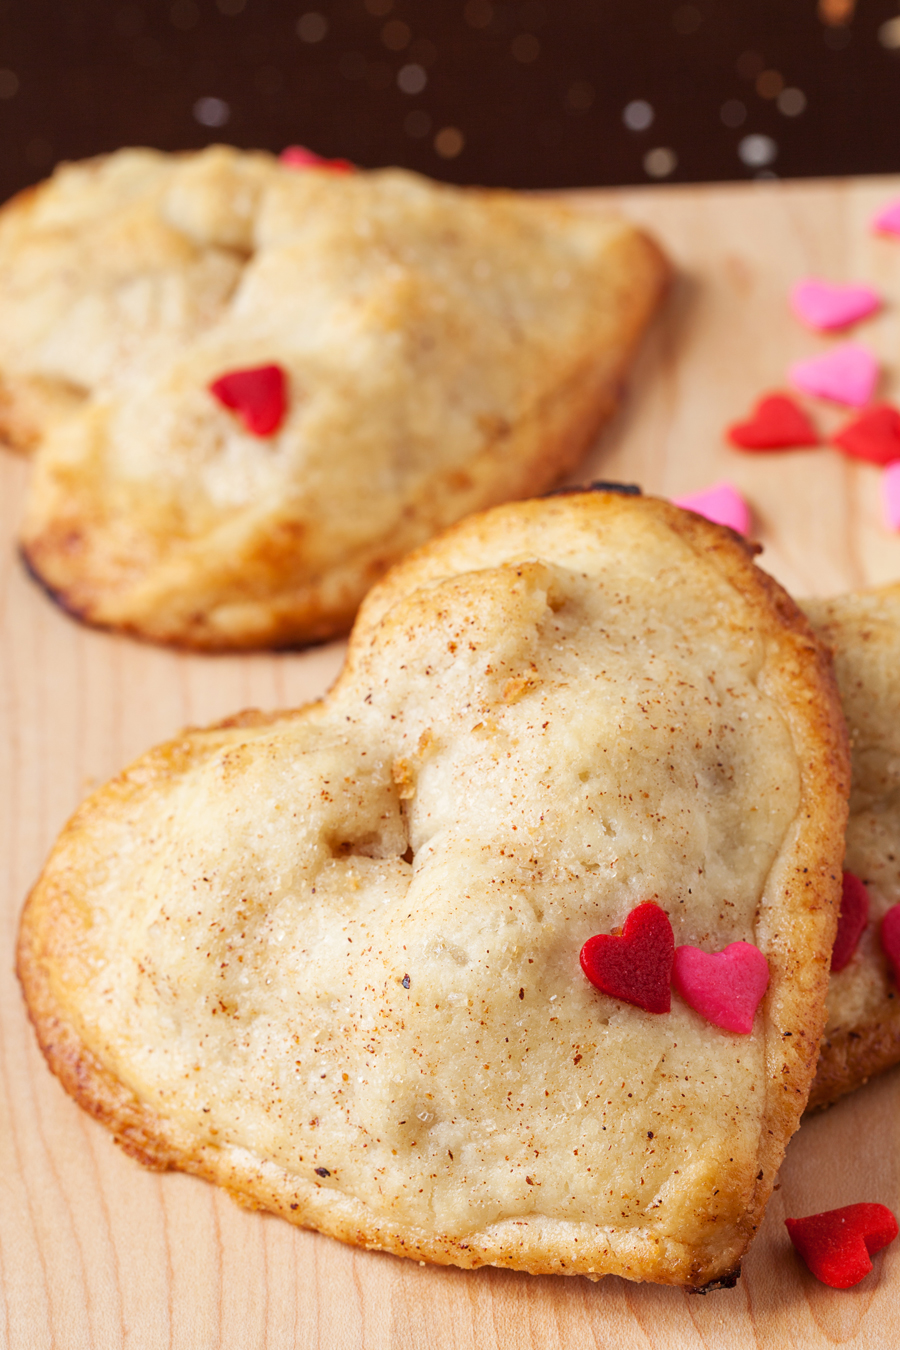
left=0, top=145, right=667, bottom=649
left=18, top=491, right=850, bottom=1288
left=804, top=583, right=900, bottom=1108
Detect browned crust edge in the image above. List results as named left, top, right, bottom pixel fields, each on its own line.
left=808, top=1006, right=900, bottom=1111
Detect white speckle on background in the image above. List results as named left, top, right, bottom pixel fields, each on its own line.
left=644, top=146, right=677, bottom=178
left=623, top=99, right=654, bottom=131
left=397, top=63, right=427, bottom=94
left=739, top=133, right=777, bottom=167
left=194, top=96, right=230, bottom=127
left=297, top=12, right=328, bottom=43
left=778, top=87, right=807, bottom=116
left=434, top=126, right=464, bottom=158
left=879, top=15, right=900, bottom=47
left=720, top=99, right=747, bottom=127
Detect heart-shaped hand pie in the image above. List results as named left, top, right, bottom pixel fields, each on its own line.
left=3, top=145, right=667, bottom=650
left=726, top=393, right=819, bottom=451
left=580, top=903, right=674, bottom=1013
left=672, top=942, right=769, bottom=1033
left=786, top=1203, right=898, bottom=1288
left=18, top=492, right=850, bottom=1288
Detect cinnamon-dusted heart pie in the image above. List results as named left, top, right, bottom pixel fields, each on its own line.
left=1, top=145, right=667, bottom=649
left=18, top=491, right=849, bottom=1287
left=804, top=583, right=900, bottom=1109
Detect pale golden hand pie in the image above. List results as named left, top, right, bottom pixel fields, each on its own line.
left=0, top=145, right=668, bottom=649
left=18, top=491, right=849, bottom=1288
left=804, top=584, right=900, bottom=1109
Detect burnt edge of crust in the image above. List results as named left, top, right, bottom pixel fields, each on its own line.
left=690, top=1266, right=742, bottom=1294
left=19, top=542, right=93, bottom=626
left=18, top=543, right=340, bottom=655
left=544, top=479, right=643, bottom=498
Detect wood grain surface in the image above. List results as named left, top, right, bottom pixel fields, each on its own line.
left=4, top=174, right=900, bottom=1349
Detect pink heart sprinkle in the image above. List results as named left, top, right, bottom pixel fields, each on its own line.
left=673, top=941, right=770, bottom=1034
left=673, top=482, right=750, bottom=535
left=790, top=279, right=881, bottom=333
left=789, top=344, right=879, bottom=408
left=872, top=197, right=900, bottom=237
left=883, top=463, right=900, bottom=532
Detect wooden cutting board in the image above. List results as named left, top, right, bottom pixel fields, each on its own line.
left=3, top=174, right=900, bottom=1350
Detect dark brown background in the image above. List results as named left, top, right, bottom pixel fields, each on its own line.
left=0, top=0, right=897, bottom=200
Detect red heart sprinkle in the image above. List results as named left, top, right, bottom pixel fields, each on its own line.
left=209, top=364, right=287, bottom=437
left=880, top=904, right=900, bottom=983
left=672, top=941, right=769, bottom=1033
left=831, top=872, right=870, bottom=973
left=580, top=902, right=674, bottom=1014
left=832, top=404, right=900, bottom=466
left=786, top=1203, right=899, bottom=1288
left=727, top=393, right=820, bottom=451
